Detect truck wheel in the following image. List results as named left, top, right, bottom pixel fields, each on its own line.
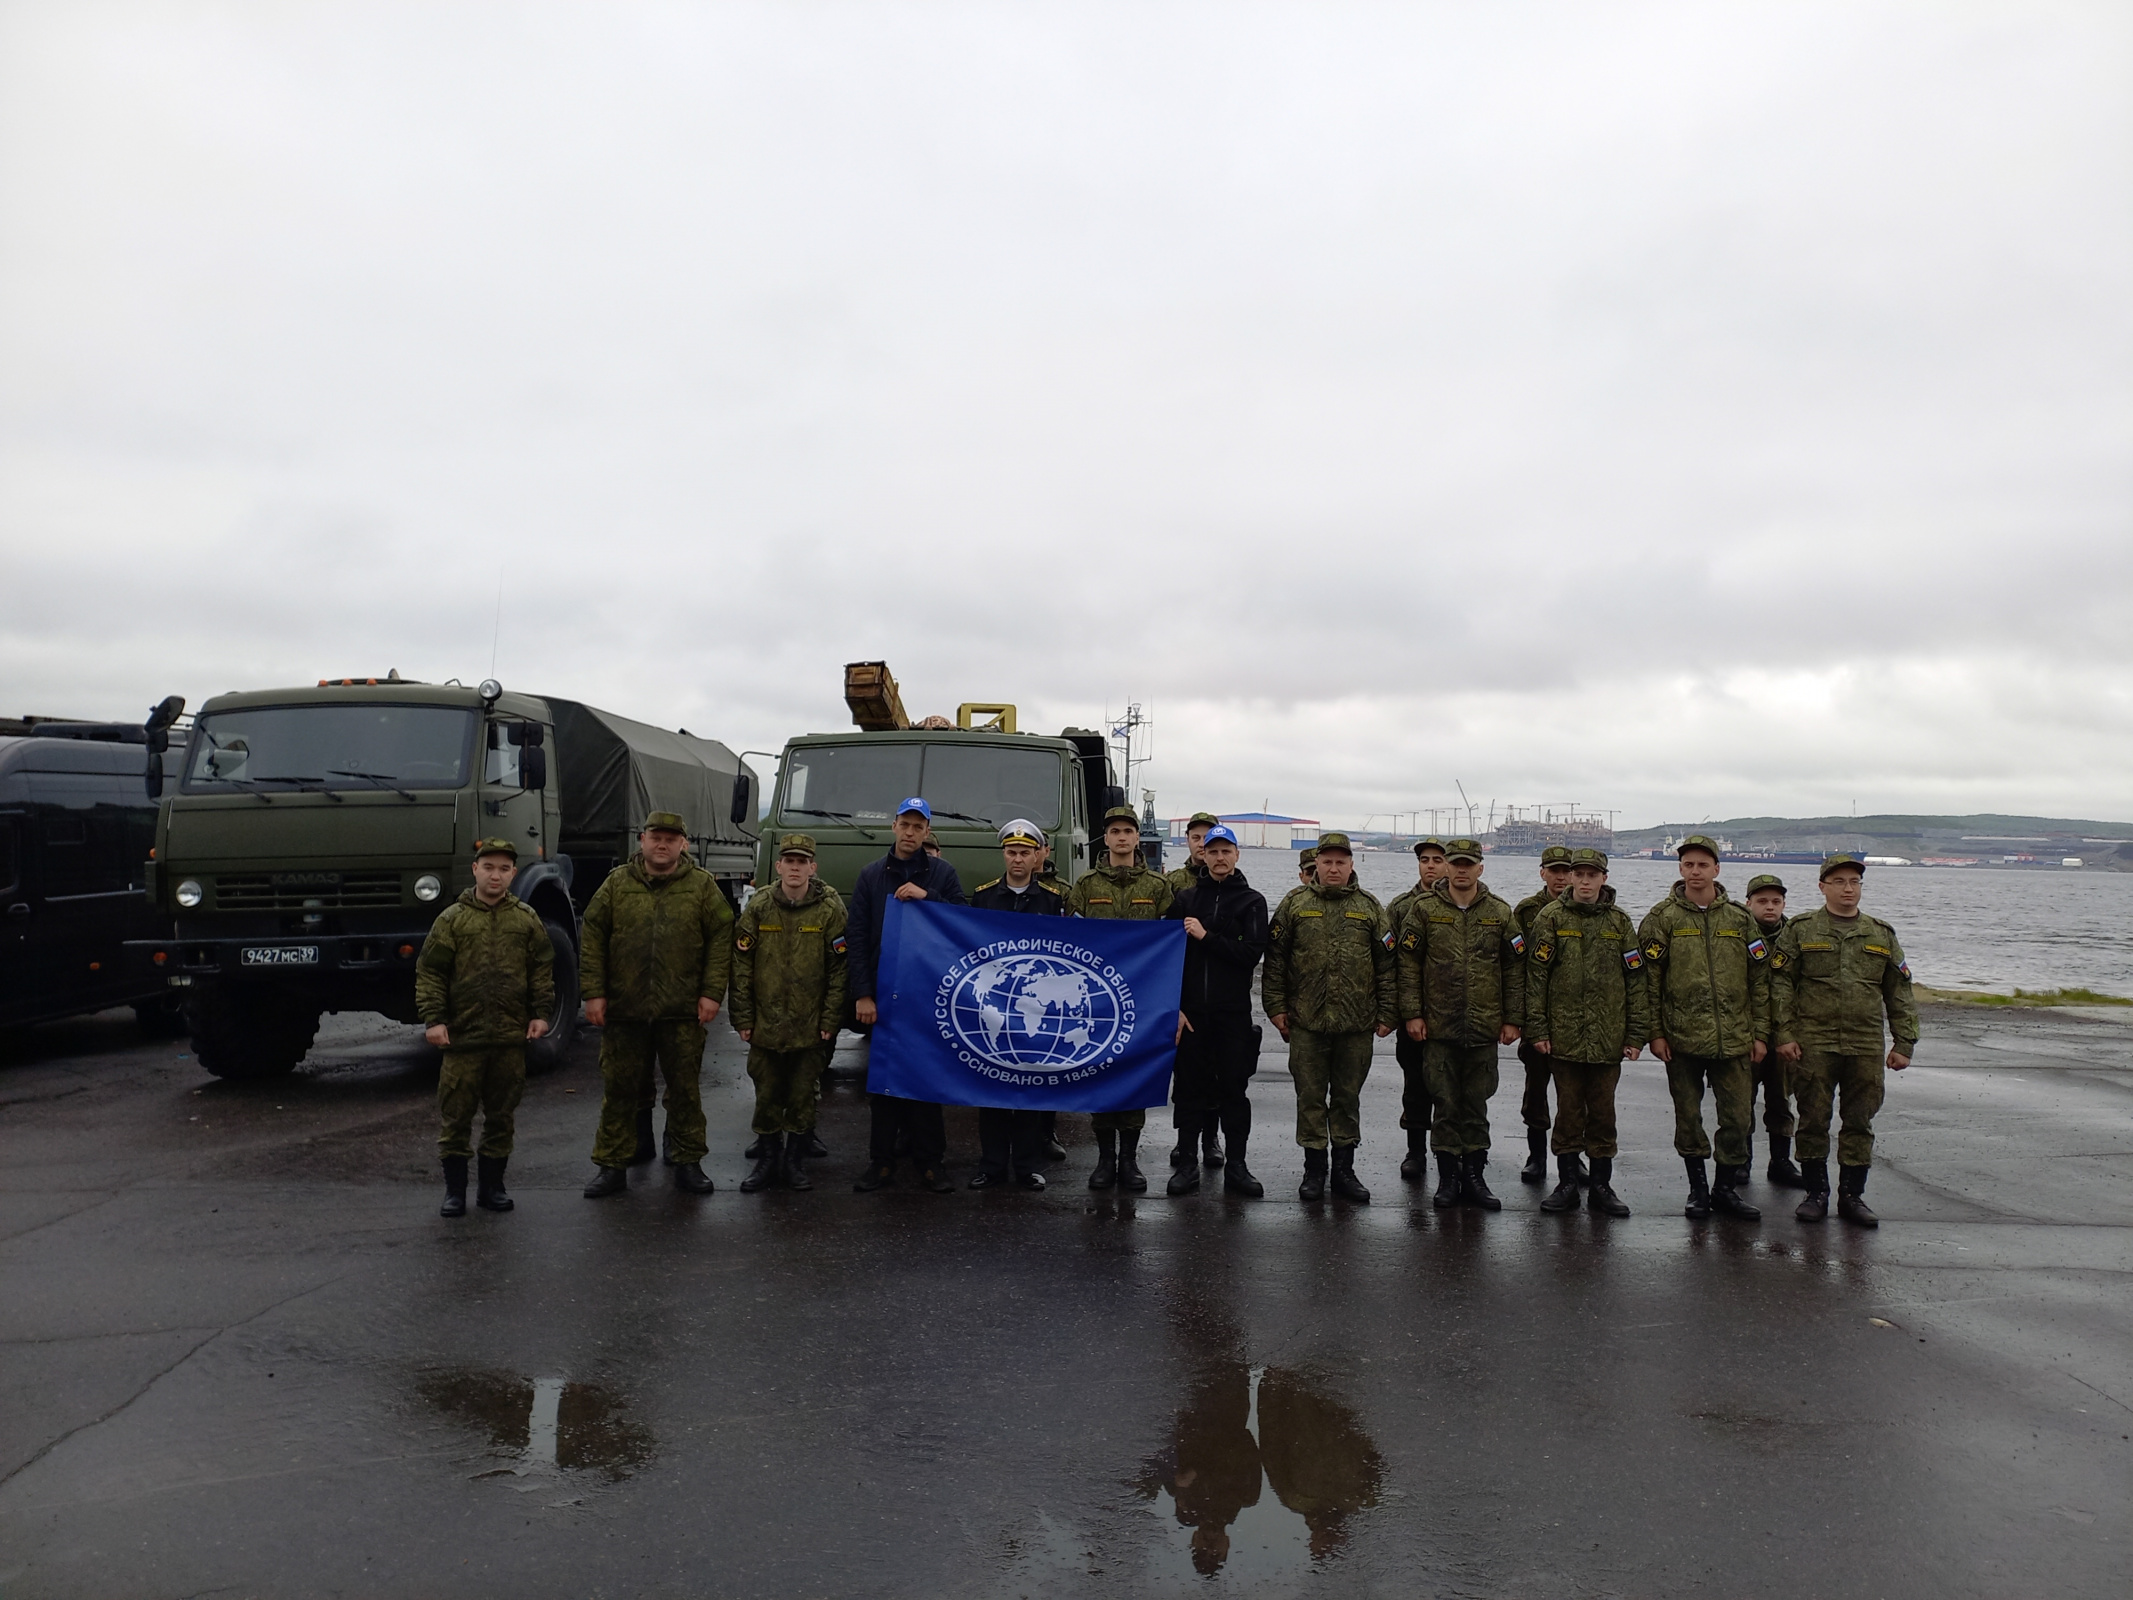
left=187, top=990, right=321, bottom=1080
left=133, top=994, right=190, bottom=1037
left=527, top=920, right=579, bottom=1076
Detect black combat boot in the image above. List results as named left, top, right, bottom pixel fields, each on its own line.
left=1400, top=1137, right=1427, bottom=1184
left=1837, top=1164, right=1878, bottom=1227
left=1118, top=1130, right=1149, bottom=1192
left=783, top=1133, right=814, bottom=1191
left=1462, top=1150, right=1501, bottom=1210
left=475, top=1154, right=513, bottom=1212
left=1170, top=1114, right=1195, bottom=1169
left=1222, top=1107, right=1262, bottom=1196
left=1087, top=1129, right=1119, bottom=1191
left=1167, top=1147, right=1201, bottom=1195
left=1711, top=1163, right=1762, bottom=1219
left=631, top=1107, right=657, bottom=1166
left=1682, top=1157, right=1712, bottom=1219
left=440, top=1155, right=468, bottom=1218
left=1298, top=1146, right=1327, bottom=1202
left=582, top=1165, right=628, bottom=1199
left=1794, top=1158, right=1830, bottom=1221
left=673, top=1160, right=715, bottom=1194
left=1587, top=1156, right=1631, bottom=1217
left=1766, top=1134, right=1803, bottom=1188
left=1330, top=1144, right=1370, bottom=1204
left=1540, top=1153, right=1581, bottom=1213
left=740, top=1133, right=782, bottom=1193
left=1202, top=1121, right=1224, bottom=1167
left=1431, top=1152, right=1464, bottom=1209
left=853, top=1161, right=895, bottom=1192
left=1521, top=1128, right=1548, bottom=1184
left=917, top=1164, right=955, bottom=1193
left=803, top=1129, right=829, bottom=1160
left=744, top=1136, right=766, bottom=1160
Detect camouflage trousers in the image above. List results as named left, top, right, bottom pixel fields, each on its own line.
left=1516, top=1041, right=1554, bottom=1131
left=1425, top=1040, right=1500, bottom=1156
left=594, top=1019, right=707, bottom=1168
left=1394, top=1032, right=1433, bottom=1150
left=1092, top=1107, right=1146, bottom=1133
left=1288, top=1027, right=1374, bottom=1150
left=1664, top=1052, right=1754, bottom=1166
left=438, top=1044, right=526, bottom=1160
left=747, top=1044, right=821, bottom=1136
left=1750, top=1051, right=1796, bottom=1139
left=1548, top=1059, right=1622, bottom=1159
left=1792, top=1049, right=1885, bottom=1167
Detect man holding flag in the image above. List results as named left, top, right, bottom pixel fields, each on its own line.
left=965, top=819, right=1066, bottom=1190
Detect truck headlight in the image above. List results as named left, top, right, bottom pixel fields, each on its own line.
left=414, top=874, right=442, bottom=902
left=176, top=879, right=204, bottom=908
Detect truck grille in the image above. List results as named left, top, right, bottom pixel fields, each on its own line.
left=213, top=872, right=406, bottom=910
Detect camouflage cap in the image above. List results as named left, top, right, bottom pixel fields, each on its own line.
left=472, top=837, right=519, bottom=859
left=1568, top=847, right=1609, bottom=870
left=1102, top=805, right=1142, bottom=828
left=642, top=811, right=688, bottom=835
left=1540, top=845, right=1574, bottom=866
left=1744, top=872, right=1787, bottom=895
left=1818, top=852, right=1866, bottom=880
left=1412, top=835, right=1447, bottom=856
left=1298, top=847, right=1319, bottom=869
left=1445, top=838, right=1485, bottom=864
left=1186, top=811, right=1221, bottom=829
left=1675, top=833, right=1722, bottom=860
left=774, top=833, right=817, bottom=859
left=1316, top=831, right=1354, bottom=854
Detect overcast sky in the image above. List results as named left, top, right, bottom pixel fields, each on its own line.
left=3, top=1, right=2128, bottom=828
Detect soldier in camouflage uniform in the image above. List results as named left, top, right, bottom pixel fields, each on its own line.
left=1637, top=835, right=1769, bottom=1221
left=580, top=811, right=735, bottom=1199
left=416, top=839, right=556, bottom=1217
left=1068, top=805, right=1176, bottom=1191
left=740, top=860, right=845, bottom=1169
left=1773, top=854, right=1919, bottom=1227
left=1524, top=849, right=1648, bottom=1217
left=1262, top=832, right=1393, bottom=1204
left=1742, top=873, right=1802, bottom=1186
left=1396, top=839, right=1525, bottom=1210
left=1387, top=837, right=1448, bottom=1183
left=731, top=834, right=847, bottom=1194
left=1166, top=812, right=1221, bottom=894
left=1512, top=845, right=1575, bottom=1186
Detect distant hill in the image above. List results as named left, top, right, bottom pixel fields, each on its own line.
left=1611, top=813, right=2133, bottom=870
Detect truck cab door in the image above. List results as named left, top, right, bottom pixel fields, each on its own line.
left=481, top=720, right=549, bottom=861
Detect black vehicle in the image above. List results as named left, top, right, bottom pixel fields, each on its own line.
left=0, top=719, right=182, bottom=1034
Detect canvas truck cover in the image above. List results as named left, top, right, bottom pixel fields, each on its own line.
left=546, top=699, right=757, bottom=857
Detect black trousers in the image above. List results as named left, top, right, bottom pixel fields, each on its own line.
left=978, top=1107, right=1045, bottom=1178
left=1173, top=1010, right=1260, bottom=1143
left=868, top=1094, right=946, bottom=1168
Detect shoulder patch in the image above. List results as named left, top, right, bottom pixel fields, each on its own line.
left=1401, top=931, right=1418, bottom=949
left=830, top=934, right=847, bottom=955
left=1897, top=959, right=1910, bottom=977
left=735, top=935, right=752, bottom=952
left=975, top=878, right=1001, bottom=892
left=1380, top=929, right=1395, bottom=949
left=1508, top=932, right=1525, bottom=954
left=1864, top=944, right=1890, bottom=957
left=1771, top=951, right=1789, bottom=970
left=1748, top=937, right=1768, bottom=961
left=1644, top=940, right=1665, bottom=962
left=1532, top=940, right=1553, bottom=963
left=1622, top=947, right=1643, bottom=970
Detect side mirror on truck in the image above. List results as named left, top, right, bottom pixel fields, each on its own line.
left=143, top=695, right=186, bottom=800
left=729, top=772, right=753, bottom=828
left=507, top=722, right=547, bottom=790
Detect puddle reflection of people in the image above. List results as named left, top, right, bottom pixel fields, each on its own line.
left=1151, top=1362, right=1262, bottom=1575
left=1256, top=1367, right=1383, bottom=1561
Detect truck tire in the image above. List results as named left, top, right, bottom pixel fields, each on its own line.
left=526, top=919, right=579, bottom=1076
left=187, top=990, right=321, bottom=1080
left=133, top=994, right=190, bottom=1037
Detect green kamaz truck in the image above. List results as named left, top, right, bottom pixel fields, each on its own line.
left=755, top=661, right=1124, bottom=895
left=141, top=674, right=757, bottom=1079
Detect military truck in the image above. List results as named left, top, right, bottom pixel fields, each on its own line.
left=755, top=661, right=1124, bottom=896
left=141, top=675, right=758, bottom=1080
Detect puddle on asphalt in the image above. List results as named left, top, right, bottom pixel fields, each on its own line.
left=1138, top=1363, right=1382, bottom=1577
left=417, top=1368, right=654, bottom=1481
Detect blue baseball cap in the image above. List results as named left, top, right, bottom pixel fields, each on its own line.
left=1204, top=824, right=1240, bottom=847
left=895, top=797, right=932, bottom=820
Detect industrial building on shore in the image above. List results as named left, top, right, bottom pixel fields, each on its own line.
left=1167, top=811, right=1320, bottom=850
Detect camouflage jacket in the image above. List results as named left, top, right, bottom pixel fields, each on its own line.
left=731, top=879, right=848, bottom=1051
left=1635, top=882, right=1770, bottom=1058
left=1263, top=881, right=1395, bottom=1034
left=579, top=854, right=736, bottom=1021
left=1164, top=861, right=1207, bottom=893
left=1068, top=861, right=1175, bottom=920
left=1525, top=888, right=1651, bottom=1063
left=1773, top=908, right=1920, bottom=1056
left=1395, top=883, right=1527, bottom=1045
left=1513, top=885, right=1563, bottom=937
left=414, top=890, right=556, bottom=1047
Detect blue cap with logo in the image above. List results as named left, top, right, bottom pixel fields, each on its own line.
left=1204, top=824, right=1240, bottom=847
left=895, top=797, right=932, bottom=821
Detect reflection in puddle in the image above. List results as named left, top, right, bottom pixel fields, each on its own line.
left=418, top=1368, right=654, bottom=1481
left=1140, top=1364, right=1381, bottom=1577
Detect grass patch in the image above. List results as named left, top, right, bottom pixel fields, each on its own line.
left=1919, top=985, right=2131, bottom=1008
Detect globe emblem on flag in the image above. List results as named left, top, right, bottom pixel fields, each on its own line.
left=946, top=952, right=1127, bottom=1071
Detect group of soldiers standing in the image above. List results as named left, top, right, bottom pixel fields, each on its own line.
left=412, top=800, right=1919, bottom=1230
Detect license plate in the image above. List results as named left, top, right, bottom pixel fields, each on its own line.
left=241, top=945, right=320, bottom=966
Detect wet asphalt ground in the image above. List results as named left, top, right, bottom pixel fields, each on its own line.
left=1, top=1001, right=2128, bottom=1600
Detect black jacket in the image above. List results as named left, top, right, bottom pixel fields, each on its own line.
left=847, top=848, right=967, bottom=999
left=969, top=877, right=1067, bottom=915
left=1166, top=869, right=1269, bottom=1017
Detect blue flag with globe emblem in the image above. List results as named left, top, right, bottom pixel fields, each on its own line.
left=867, top=899, right=1186, bottom=1111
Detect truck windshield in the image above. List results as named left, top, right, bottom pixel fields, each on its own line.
left=183, top=706, right=476, bottom=791
left=780, top=742, right=1061, bottom=829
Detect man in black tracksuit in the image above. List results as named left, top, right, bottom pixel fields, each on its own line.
left=847, top=797, right=967, bottom=1193
left=965, top=818, right=1066, bottom=1190
left=1163, top=825, right=1270, bottom=1198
